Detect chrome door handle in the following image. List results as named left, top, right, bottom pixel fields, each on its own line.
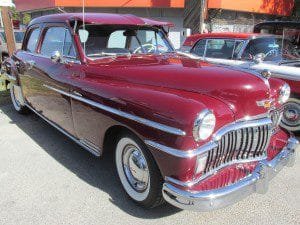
left=26, top=60, right=35, bottom=69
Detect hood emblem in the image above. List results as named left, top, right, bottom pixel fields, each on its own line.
left=256, top=98, right=274, bottom=109
left=261, top=70, right=272, bottom=79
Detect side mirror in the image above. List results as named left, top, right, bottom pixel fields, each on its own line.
left=253, top=53, right=265, bottom=64
left=51, top=51, right=62, bottom=63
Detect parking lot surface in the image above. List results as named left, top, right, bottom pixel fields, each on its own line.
left=0, top=99, right=299, bottom=225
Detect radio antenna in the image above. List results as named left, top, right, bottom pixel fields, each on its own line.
left=82, top=0, right=86, bottom=54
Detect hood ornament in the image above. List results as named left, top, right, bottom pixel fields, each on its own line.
left=261, top=69, right=272, bottom=79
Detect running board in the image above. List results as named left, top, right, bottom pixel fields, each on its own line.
left=25, top=104, right=101, bottom=157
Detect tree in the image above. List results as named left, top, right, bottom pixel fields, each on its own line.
left=22, top=13, right=31, bottom=25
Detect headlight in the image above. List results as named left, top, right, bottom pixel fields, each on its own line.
left=193, top=109, right=216, bottom=141
left=278, top=83, right=290, bottom=104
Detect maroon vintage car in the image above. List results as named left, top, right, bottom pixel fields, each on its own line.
left=1, top=13, right=298, bottom=211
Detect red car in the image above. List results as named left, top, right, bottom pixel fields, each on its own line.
left=2, top=13, right=298, bottom=211
left=182, top=32, right=300, bottom=132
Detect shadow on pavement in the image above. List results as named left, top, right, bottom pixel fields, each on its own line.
left=0, top=101, right=181, bottom=219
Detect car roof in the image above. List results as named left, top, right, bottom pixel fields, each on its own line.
left=29, top=13, right=174, bottom=27
left=253, top=21, right=300, bottom=32
left=183, top=32, right=268, bottom=46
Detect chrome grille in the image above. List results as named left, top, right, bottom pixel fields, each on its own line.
left=204, top=124, right=271, bottom=174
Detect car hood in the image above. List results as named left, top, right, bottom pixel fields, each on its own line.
left=88, top=54, right=272, bottom=120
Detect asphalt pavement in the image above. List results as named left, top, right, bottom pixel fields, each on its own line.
left=0, top=97, right=299, bottom=225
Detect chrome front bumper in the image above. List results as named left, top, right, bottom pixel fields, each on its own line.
left=162, top=137, right=298, bottom=211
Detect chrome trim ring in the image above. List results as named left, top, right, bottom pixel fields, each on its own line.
left=193, top=109, right=215, bottom=141
left=43, top=84, right=186, bottom=136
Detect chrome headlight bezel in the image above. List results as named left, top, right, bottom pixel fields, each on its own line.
left=278, top=83, right=291, bottom=104
left=193, top=109, right=216, bottom=141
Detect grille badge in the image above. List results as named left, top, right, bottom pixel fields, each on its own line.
left=256, top=98, right=274, bottom=109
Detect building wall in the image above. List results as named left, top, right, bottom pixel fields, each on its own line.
left=208, top=0, right=294, bottom=16
left=15, top=0, right=184, bottom=12
left=206, top=9, right=287, bottom=33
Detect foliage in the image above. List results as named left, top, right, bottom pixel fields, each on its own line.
left=22, top=13, right=31, bottom=25
left=1, top=7, right=31, bottom=25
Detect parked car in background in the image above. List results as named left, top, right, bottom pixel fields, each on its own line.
left=2, top=13, right=298, bottom=211
left=181, top=32, right=300, bottom=132
left=0, top=29, right=24, bottom=64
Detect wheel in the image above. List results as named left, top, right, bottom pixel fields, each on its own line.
left=115, top=133, right=164, bottom=208
left=280, top=98, right=300, bottom=132
left=10, top=84, right=28, bottom=114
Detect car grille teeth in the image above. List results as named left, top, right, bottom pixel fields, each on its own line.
left=204, top=124, right=271, bottom=174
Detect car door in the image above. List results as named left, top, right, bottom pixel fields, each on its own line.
left=19, top=24, right=77, bottom=136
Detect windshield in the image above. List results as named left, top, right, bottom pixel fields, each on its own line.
left=78, top=25, right=174, bottom=58
left=242, top=34, right=300, bottom=61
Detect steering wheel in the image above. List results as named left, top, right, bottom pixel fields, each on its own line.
left=265, top=49, right=279, bottom=58
left=133, top=43, right=156, bottom=54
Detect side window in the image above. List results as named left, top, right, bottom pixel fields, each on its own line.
left=108, top=30, right=126, bottom=48
left=40, top=27, right=65, bottom=57
left=191, top=39, right=206, bottom=57
left=63, top=31, right=76, bottom=58
left=205, top=39, right=236, bottom=59
left=26, top=28, right=41, bottom=53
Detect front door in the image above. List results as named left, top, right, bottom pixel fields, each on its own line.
left=18, top=24, right=78, bottom=136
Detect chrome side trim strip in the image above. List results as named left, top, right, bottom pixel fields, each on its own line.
left=25, top=103, right=101, bottom=157
left=145, top=140, right=218, bottom=158
left=146, top=117, right=273, bottom=158
left=43, top=84, right=186, bottom=136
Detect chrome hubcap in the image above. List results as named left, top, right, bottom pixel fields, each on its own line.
left=122, top=145, right=149, bottom=192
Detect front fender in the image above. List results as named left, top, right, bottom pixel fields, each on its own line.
left=81, top=78, right=234, bottom=181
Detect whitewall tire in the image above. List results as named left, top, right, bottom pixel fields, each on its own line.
left=10, top=84, right=28, bottom=114
left=115, top=134, right=164, bottom=208
left=281, top=98, right=300, bottom=132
